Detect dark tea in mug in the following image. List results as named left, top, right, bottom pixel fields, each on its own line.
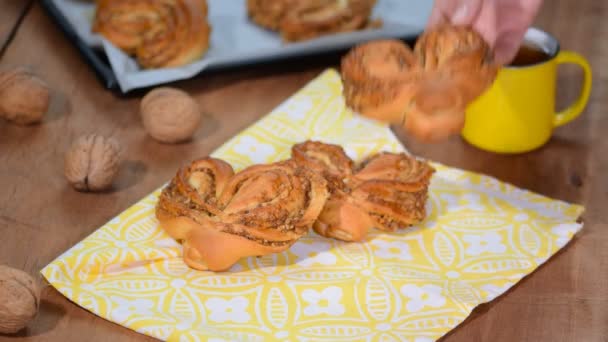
left=509, top=44, right=551, bottom=66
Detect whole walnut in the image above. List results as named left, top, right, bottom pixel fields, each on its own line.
left=0, top=265, right=40, bottom=334
left=64, top=134, right=121, bottom=192
left=140, top=87, right=202, bottom=143
left=0, top=67, right=51, bottom=125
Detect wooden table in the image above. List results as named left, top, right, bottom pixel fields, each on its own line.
left=1, top=1, right=606, bottom=341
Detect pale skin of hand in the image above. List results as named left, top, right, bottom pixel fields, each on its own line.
left=427, top=0, right=544, bottom=65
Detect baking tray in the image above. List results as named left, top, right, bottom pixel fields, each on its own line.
left=40, top=0, right=430, bottom=94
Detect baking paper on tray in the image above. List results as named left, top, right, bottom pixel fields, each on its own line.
left=50, top=0, right=433, bottom=92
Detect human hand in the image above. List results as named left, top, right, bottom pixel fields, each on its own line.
left=427, top=0, right=544, bottom=65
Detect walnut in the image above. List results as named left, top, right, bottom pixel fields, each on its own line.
left=64, top=134, right=122, bottom=192
left=140, top=87, right=202, bottom=143
left=0, top=265, right=40, bottom=334
left=0, top=67, right=51, bottom=125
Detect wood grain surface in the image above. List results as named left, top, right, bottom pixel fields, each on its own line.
left=1, top=1, right=607, bottom=341
left=0, top=0, right=32, bottom=56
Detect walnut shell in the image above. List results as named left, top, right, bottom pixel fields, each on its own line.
left=140, top=87, right=202, bottom=144
left=0, top=265, right=40, bottom=334
left=64, top=134, right=121, bottom=192
left=0, top=67, right=51, bottom=125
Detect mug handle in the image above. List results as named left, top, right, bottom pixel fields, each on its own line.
left=553, top=50, right=593, bottom=127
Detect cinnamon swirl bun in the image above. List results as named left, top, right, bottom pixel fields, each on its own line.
left=340, top=25, right=498, bottom=142
left=93, top=0, right=211, bottom=69
left=247, top=0, right=380, bottom=42
left=291, top=141, right=434, bottom=242
left=156, top=157, right=329, bottom=271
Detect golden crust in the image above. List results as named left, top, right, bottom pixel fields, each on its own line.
left=93, top=0, right=211, bottom=69
left=156, top=157, right=329, bottom=271
left=352, top=152, right=434, bottom=231
left=156, top=140, right=435, bottom=268
left=340, top=39, right=421, bottom=123
left=340, top=25, right=498, bottom=142
left=247, top=0, right=380, bottom=42
left=291, top=140, right=353, bottom=192
left=247, top=0, right=295, bottom=30
left=280, top=0, right=378, bottom=42
left=415, top=25, right=491, bottom=73
left=291, top=141, right=435, bottom=242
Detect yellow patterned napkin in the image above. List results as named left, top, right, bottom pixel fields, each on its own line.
left=41, top=69, right=584, bottom=342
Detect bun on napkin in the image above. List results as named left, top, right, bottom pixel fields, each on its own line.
left=340, top=25, right=498, bottom=142
left=291, top=141, right=435, bottom=242
left=156, top=141, right=435, bottom=270
left=93, top=0, right=211, bottom=69
left=155, top=157, right=329, bottom=271
left=247, top=0, right=380, bottom=42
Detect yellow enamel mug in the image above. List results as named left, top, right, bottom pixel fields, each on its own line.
left=462, top=27, right=592, bottom=153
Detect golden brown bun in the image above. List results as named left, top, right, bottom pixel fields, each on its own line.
left=93, top=0, right=211, bottom=69
left=156, top=157, right=329, bottom=271
left=156, top=140, right=434, bottom=267
left=247, top=0, right=380, bottom=42
left=352, top=152, right=435, bottom=231
left=291, top=141, right=434, bottom=242
left=313, top=194, right=374, bottom=241
left=247, top=0, right=294, bottom=31
left=291, top=140, right=353, bottom=191
left=340, top=25, right=498, bottom=142
left=341, top=39, right=421, bottom=123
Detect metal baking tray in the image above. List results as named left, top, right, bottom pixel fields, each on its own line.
left=40, top=0, right=429, bottom=94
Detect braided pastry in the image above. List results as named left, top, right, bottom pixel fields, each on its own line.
left=247, top=0, right=380, bottom=42
left=291, top=140, right=353, bottom=191
left=351, top=152, right=435, bottom=232
left=341, top=25, right=498, bottom=142
left=156, top=157, right=329, bottom=271
left=291, top=141, right=434, bottom=242
left=93, top=0, right=211, bottom=69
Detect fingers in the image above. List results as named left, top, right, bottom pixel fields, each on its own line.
left=470, top=1, right=499, bottom=54
left=427, top=0, right=544, bottom=65
left=493, top=30, right=526, bottom=65
left=492, top=0, right=544, bottom=64
left=426, top=5, right=448, bottom=28
left=427, top=0, right=483, bottom=28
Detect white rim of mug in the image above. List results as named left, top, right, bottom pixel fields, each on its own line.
left=504, top=27, right=561, bottom=69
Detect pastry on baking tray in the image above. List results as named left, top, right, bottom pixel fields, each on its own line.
left=155, top=157, right=328, bottom=271
left=246, top=0, right=295, bottom=31
left=247, top=0, right=381, bottom=42
left=92, top=0, right=211, bottom=69
left=340, top=25, right=498, bottom=142
left=291, top=141, right=435, bottom=242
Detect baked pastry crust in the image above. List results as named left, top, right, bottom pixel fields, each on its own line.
left=156, top=157, right=329, bottom=271
left=93, top=0, right=211, bottom=69
left=247, top=0, right=295, bottom=31
left=340, top=25, right=498, bottom=142
left=157, top=140, right=435, bottom=269
left=352, top=152, right=435, bottom=232
left=247, top=0, right=380, bottom=42
left=291, top=140, right=353, bottom=191
left=291, top=141, right=434, bottom=242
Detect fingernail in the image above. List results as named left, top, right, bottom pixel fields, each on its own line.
left=452, top=4, right=469, bottom=24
